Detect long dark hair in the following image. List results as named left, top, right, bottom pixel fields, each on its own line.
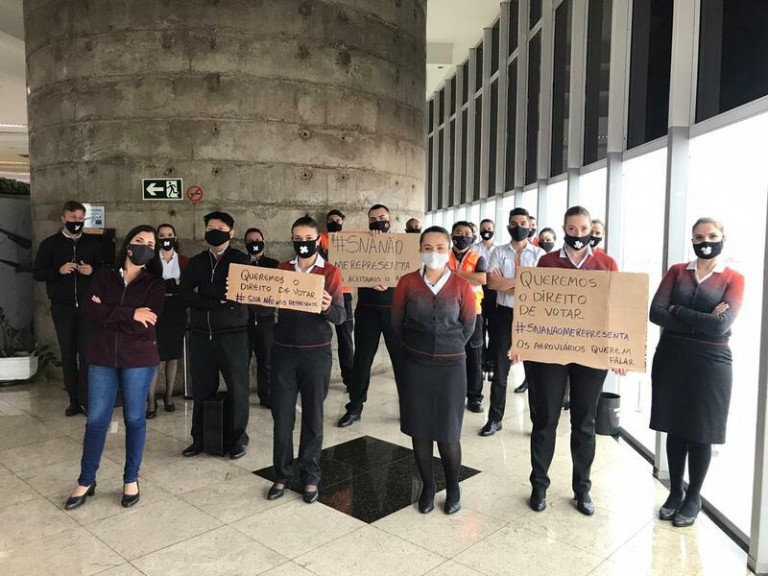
left=116, top=225, right=162, bottom=277
left=157, top=222, right=182, bottom=255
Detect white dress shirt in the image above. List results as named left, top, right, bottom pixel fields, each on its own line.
left=161, top=252, right=181, bottom=281
left=488, top=242, right=546, bottom=308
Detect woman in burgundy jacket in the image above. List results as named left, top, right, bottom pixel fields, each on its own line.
left=392, top=226, right=477, bottom=515
left=65, top=225, right=165, bottom=511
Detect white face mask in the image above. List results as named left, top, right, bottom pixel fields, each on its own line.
left=420, top=252, right=449, bottom=271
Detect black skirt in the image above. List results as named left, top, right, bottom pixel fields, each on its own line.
left=650, top=333, right=733, bottom=444
left=400, top=348, right=466, bottom=444
left=155, top=295, right=187, bottom=361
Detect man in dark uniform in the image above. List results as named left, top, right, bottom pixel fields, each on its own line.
left=243, top=227, right=279, bottom=409
left=33, top=200, right=102, bottom=416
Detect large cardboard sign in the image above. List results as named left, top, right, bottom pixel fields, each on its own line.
left=226, top=264, right=324, bottom=314
left=328, top=232, right=421, bottom=287
left=511, top=267, right=649, bottom=371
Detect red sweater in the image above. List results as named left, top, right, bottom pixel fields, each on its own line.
left=273, top=260, right=346, bottom=348
left=537, top=248, right=618, bottom=271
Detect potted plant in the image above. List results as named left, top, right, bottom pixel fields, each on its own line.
left=0, top=307, right=60, bottom=383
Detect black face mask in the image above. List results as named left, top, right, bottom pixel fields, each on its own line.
left=590, top=236, right=603, bottom=248
left=246, top=241, right=265, bottom=256
left=127, top=244, right=155, bottom=266
left=452, top=236, right=473, bottom=251
left=564, top=233, right=592, bottom=251
left=65, top=221, right=84, bottom=235
left=406, top=227, right=421, bottom=234
left=205, top=229, right=230, bottom=247
left=693, top=241, right=723, bottom=260
left=369, top=220, right=391, bottom=232
left=508, top=226, right=530, bottom=242
left=327, top=221, right=343, bottom=233
left=540, top=241, right=555, bottom=253
left=528, top=228, right=537, bottom=238
left=480, top=230, right=494, bottom=241
left=160, top=238, right=176, bottom=252
left=294, top=239, right=318, bottom=259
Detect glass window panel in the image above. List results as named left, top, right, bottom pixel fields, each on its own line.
left=492, top=21, right=500, bottom=74
left=489, top=80, right=499, bottom=196
left=505, top=60, right=518, bottom=191
left=474, top=94, right=483, bottom=201
left=449, top=119, right=456, bottom=205
left=438, top=88, right=445, bottom=124
left=617, top=147, right=667, bottom=453
left=551, top=0, right=572, bottom=177
left=584, top=0, right=612, bottom=164
left=530, top=0, right=542, bottom=28
left=520, top=188, right=538, bottom=217
left=462, top=61, right=470, bottom=104
left=427, top=135, right=434, bottom=211
left=543, top=180, right=568, bottom=239
left=481, top=198, right=497, bottom=222
left=579, top=168, right=607, bottom=223
left=685, top=111, right=768, bottom=535
left=428, top=99, right=434, bottom=130
left=437, top=127, right=445, bottom=209
left=697, top=0, right=768, bottom=122
left=509, top=0, right=519, bottom=55
left=466, top=204, right=480, bottom=229
left=526, top=32, right=542, bottom=185
left=501, top=193, right=517, bottom=236
left=461, top=108, right=469, bottom=203
left=627, top=0, right=673, bottom=149
left=476, top=44, right=484, bottom=90
left=449, top=76, right=457, bottom=116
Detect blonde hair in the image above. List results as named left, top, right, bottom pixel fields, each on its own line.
left=692, top=217, right=724, bottom=235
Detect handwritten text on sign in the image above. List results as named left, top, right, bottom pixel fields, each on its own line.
left=511, top=268, right=649, bottom=371
left=329, top=232, right=421, bottom=288
left=226, top=264, right=324, bottom=314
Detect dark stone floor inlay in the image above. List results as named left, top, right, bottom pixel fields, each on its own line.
left=254, top=435, right=481, bottom=523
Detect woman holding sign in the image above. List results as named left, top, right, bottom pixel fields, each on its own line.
left=267, top=216, right=346, bottom=504
left=392, top=226, right=477, bottom=515
left=649, top=218, right=744, bottom=527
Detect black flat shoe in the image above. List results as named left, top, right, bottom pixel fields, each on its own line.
left=659, top=492, right=685, bottom=521
left=444, top=488, right=461, bottom=515
left=529, top=493, right=547, bottom=512
left=479, top=420, right=502, bottom=436
left=575, top=493, right=595, bottom=516
left=121, top=482, right=140, bottom=508
left=418, top=483, right=436, bottom=514
left=65, top=403, right=82, bottom=417
left=337, top=411, right=361, bottom=428
left=673, top=498, right=702, bottom=527
left=163, top=398, right=176, bottom=412
left=514, top=380, right=529, bottom=393
left=65, top=483, right=96, bottom=510
left=229, top=444, right=246, bottom=460
left=267, top=484, right=286, bottom=500
left=303, top=489, right=319, bottom=504
left=466, top=400, right=484, bottom=413
left=146, top=400, right=157, bottom=420
left=182, top=443, right=203, bottom=457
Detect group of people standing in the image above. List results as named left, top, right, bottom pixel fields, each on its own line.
left=32, top=199, right=743, bottom=528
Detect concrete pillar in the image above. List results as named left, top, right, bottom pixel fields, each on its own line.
left=24, top=0, right=427, bottom=348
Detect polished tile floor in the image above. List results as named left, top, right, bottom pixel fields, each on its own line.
left=0, top=365, right=753, bottom=576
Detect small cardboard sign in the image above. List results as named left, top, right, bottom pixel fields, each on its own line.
left=328, top=232, right=421, bottom=287
left=225, top=263, right=324, bottom=314
left=511, top=267, right=649, bottom=371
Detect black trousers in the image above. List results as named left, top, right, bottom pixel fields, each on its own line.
left=526, top=361, right=607, bottom=497
left=189, top=331, right=251, bottom=447
left=481, top=286, right=497, bottom=370
left=272, top=345, right=331, bottom=485
left=335, top=293, right=355, bottom=386
left=248, top=315, right=274, bottom=405
left=465, top=315, right=484, bottom=403
left=51, top=303, right=91, bottom=408
left=346, top=305, right=402, bottom=415
left=488, top=305, right=514, bottom=422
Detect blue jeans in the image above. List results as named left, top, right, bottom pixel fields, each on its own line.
left=78, top=365, right=155, bottom=486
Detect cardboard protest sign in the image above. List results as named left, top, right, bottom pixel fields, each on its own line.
left=511, top=267, right=649, bottom=371
left=328, top=232, right=421, bottom=287
left=226, top=264, right=324, bottom=314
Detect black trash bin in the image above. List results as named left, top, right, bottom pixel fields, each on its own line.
left=595, top=392, right=621, bottom=436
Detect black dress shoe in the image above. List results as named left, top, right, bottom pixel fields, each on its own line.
left=514, top=380, right=529, bottom=393
left=444, top=488, right=461, bottom=515
left=229, top=444, right=246, bottom=460
left=337, top=411, right=361, bottom=428
left=659, top=492, right=685, bottom=521
left=529, top=493, right=547, bottom=512
left=466, top=400, right=483, bottom=413
left=163, top=398, right=176, bottom=412
left=267, top=484, right=286, bottom=500
left=673, top=497, right=702, bottom=527
left=65, top=483, right=96, bottom=510
left=182, top=443, right=204, bottom=457
left=303, top=489, right=319, bottom=504
left=575, top=493, right=595, bottom=516
left=418, top=483, right=436, bottom=514
left=65, top=403, right=82, bottom=417
left=479, top=420, right=502, bottom=436
left=121, top=482, right=140, bottom=508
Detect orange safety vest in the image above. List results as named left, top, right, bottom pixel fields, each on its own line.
left=320, top=232, right=352, bottom=294
left=448, top=250, right=484, bottom=314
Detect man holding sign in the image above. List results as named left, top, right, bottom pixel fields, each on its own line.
left=267, top=216, right=345, bottom=504
left=518, top=206, right=620, bottom=517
